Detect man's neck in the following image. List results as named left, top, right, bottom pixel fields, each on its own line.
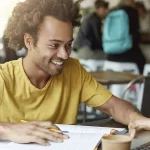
left=22, top=57, right=50, bottom=89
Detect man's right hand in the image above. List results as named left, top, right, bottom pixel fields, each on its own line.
left=0, top=121, right=69, bottom=145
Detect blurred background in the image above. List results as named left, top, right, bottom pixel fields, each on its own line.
left=1, top=0, right=150, bottom=63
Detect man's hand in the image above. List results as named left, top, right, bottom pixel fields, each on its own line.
left=128, top=113, right=150, bottom=138
left=0, top=121, right=69, bottom=145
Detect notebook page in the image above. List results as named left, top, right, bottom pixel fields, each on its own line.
left=6, top=133, right=103, bottom=150
left=57, top=124, right=124, bottom=134
left=0, top=125, right=125, bottom=150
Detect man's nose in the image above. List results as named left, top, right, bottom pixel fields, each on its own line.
left=57, top=48, right=69, bottom=60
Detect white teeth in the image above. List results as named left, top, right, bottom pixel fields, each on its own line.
left=51, top=60, right=63, bottom=66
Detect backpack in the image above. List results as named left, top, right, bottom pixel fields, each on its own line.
left=102, top=9, right=133, bottom=54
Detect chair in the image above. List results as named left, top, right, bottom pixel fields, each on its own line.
left=141, top=76, right=150, bottom=117
left=122, top=76, right=150, bottom=117
left=103, top=61, right=139, bottom=73
left=136, top=64, right=150, bottom=110
left=79, top=59, right=104, bottom=72
left=143, top=64, right=150, bottom=75
left=103, top=60, right=140, bottom=102
left=122, top=76, right=144, bottom=109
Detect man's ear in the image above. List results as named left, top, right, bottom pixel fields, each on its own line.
left=24, top=33, right=34, bottom=50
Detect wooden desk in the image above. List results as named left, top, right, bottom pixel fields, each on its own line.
left=82, top=119, right=150, bottom=149
left=90, top=71, right=143, bottom=86
left=81, top=118, right=126, bottom=128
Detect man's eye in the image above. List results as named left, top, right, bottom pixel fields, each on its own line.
left=66, top=43, right=72, bottom=47
left=49, top=44, right=58, bottom=48
left=50, top=44, right=55, bottom=47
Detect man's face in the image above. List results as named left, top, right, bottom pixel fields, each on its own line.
left=97, top=7, right=108, bottom=19
left=28, top=16, right=73, bottom=76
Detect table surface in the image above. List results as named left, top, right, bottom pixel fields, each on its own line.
left=81, top=118, right=150, bottom=150
left=81, top=118, right=126, bottom=128
left=90, top=71, right=143, bottom=85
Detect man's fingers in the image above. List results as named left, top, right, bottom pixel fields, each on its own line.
left=128, top=122, right=136, bottom=138
left=31, top=121, right=60, bottom=130
left=29, top=136, right=50, bottom=146
left=48, top=130, right=69, bottom=139
left=129, top=128, right=136, bottom=138
left=29, top=130, right=64, bottom=143
left=30, top=126, right=69, bottom=140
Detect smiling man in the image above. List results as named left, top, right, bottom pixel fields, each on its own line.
left=1, top=0, right=150, bottom=147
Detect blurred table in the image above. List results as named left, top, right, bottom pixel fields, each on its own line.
left=90, top=71, right=143, bottom=86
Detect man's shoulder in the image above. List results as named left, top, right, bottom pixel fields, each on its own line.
left=0, top=58, right=21, bottom=75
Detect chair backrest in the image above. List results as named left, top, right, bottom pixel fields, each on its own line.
left=143, top=64, right=150, bottom=76
left=103, top=61, right=139, bottom=74
left=79, top=59, right=104, bottom=72
left=141, top=76, right=150, bottom=117
left=137, top=64, right=150, bottom=110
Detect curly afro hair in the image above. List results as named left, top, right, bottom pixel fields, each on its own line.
left=5, top=0, right=83, bottom=50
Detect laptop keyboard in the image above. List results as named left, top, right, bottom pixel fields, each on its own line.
left=132, top=142, right=150, bottom=150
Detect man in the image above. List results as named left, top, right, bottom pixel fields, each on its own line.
left=73, top=0, right=109, bottom=59
left=1, top=0, right=150, bottom=146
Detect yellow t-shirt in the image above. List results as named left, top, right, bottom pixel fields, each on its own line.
left=0, top=57, right=112, bottom=124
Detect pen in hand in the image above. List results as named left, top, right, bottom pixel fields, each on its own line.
left=50, top=128, right=69, bottom=134
left=21, top=120, right=69, bottom=134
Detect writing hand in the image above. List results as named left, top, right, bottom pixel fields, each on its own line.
left=1, top=121, right=69, bottom=145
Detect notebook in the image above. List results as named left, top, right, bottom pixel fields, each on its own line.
left=0, top=124, right=124, bottom=150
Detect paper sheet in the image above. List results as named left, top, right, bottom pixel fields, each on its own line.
left=0, top=124, right=124, bottom=150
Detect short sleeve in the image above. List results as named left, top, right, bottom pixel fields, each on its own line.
left=0, top=71, right=4, bottom=104
left=79, top=65, right=112, bottom=107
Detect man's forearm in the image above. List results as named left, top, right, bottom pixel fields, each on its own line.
left=0, top=122, right=11, bottom=139
left=98, top=95, right=144, bottom=126
left=110, top=99, right=143, bottom=125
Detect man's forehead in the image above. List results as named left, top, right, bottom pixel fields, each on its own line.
left=38, top=16, right=73, bottom=42
left=43, top=16, right=72, bottom=27
left=38, top=16, right=73, bottom=33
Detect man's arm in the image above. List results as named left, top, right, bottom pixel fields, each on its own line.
left=96, top=95, right=141, bottom=125
left=0, top=121, right=69, bottom=145
left=96, top=95, right=150, bottom=137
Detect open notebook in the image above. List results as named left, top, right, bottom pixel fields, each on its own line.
left=0, top=124, right=124, bottom=150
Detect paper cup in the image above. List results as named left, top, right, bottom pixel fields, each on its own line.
left=102, top=135, right=132, bottom=150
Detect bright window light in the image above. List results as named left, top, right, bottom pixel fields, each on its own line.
left=18, top=0, right=25, bottom=2
left=0, top=32, right=3, bottom=39
left=0, top=43, right=4, bottom=50
left=0, top=0, right=10, bottom=5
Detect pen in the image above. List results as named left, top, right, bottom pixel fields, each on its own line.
left=111, top=129, right=128, bottom=135
left=49, top=128, right=69, bottom=133
left=102, top=129, right=128, bottom=138
left=21, top=120, right=69, bottom=134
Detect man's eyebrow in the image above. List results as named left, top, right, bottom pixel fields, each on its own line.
left=49, top=39, right=74, bottom=43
